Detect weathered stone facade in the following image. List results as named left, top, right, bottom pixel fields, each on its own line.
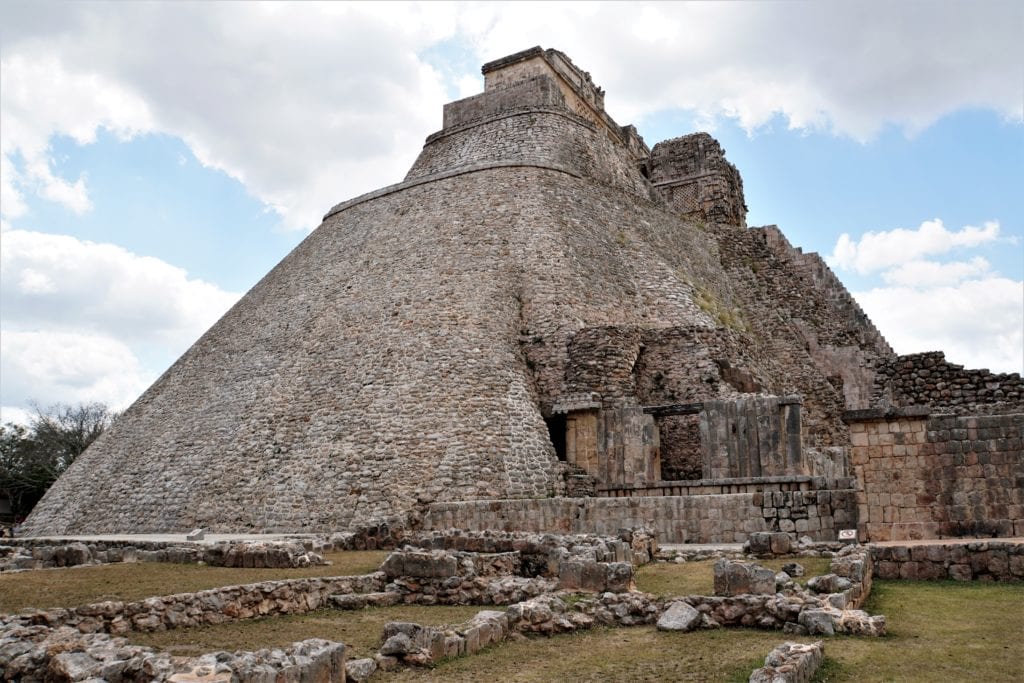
left=871, top=539, right=1024, bottom=581
left=871, top=351, right=1024, bottom=414
left=21, top=46, right=1019, bottom=542
left=846, top=410, right=1024, bottom=541
left=424, top=490, right=856, bottom=544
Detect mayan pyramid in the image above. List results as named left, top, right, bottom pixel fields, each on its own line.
left=25, top=47, right=899, bottom=536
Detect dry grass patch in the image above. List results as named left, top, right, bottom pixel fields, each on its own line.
left=0, top=550, right=388, bottom=613
left=389, top=578, right=1024, bottom=682
left=812, top=579, right=1024, bottom=682
left=130, top=605, right=482, bottom=661
left=389, top=626, right=806, bottom=682
left=635, top=556, right=833, bottom=597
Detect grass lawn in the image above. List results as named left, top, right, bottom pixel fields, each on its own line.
left=387, top=579, right=1024, bottom=682
left=0, top=550, right=388, bottom=613
left=129, top=605, right=484, bottom=661
left=635, top=556, right=833, bottom=596
left=5, top=554, right=1022, bottom=681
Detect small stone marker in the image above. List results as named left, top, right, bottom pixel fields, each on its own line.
left=838, top=529, right=857, bottom=543
left=185, top=528, right=206, bottom=541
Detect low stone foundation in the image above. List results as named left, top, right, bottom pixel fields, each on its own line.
left=425, top=492, right=856, bottom=543
left=870, top=540, right=1024, bottom=581
left=7, top=573, right=384, bottom=636
left=0, top=538, right=327, bottom=572
left=0, top=530, right=891, bottom=681
left=0, top=625, right=346, bottom=683
left=749, top=641, right=824, bottom=683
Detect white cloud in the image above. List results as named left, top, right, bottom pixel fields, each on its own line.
left=829, top=219, right=1004, bottom=274
left=0, top=229, right=240, bottom=347
left=880, top=257, right=992, bottom=288
left=0, top=54, right=154, bottom=219
left=1, top=3, right=450, bottom=230
left=830, top=218, right=1023, bottom=375
left=855, top=277, right=1023, bottom=375
left=0, top=330, right=150, bottom=411
left=0, top=229, right=240, bottom=412
left=3, top=2, right=1021, bottom=231
left=452, top=2, right=1023, bottom=139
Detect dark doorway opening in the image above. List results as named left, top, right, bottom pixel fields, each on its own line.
left=545, top=414, right=567, bottom=461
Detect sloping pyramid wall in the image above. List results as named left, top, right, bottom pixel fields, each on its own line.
left=25, top=53, right=893, bottom=535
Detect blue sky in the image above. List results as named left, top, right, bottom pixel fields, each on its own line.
left=1, top=1, right=1022, bottom=422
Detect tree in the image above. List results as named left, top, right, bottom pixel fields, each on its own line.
left=0, top=402, right=117, bottom=519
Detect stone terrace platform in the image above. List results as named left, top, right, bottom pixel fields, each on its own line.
left=12, top=533, right=321, bottom=546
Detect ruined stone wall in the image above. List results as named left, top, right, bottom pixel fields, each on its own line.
left=871, top=539, right=1024, bottom=581
left=480, top=47, right=629, bottom=148
left=871, top=351, right=1024, bottom=414
left=648, top=133, right=747, bottom=226
left=26, top=168, right=577, bottom=535
left=710, top=223, right=895, bottom=446
left=408, top=102, right=652, bottom=199
left=425, top=491, right=856, bottom=543
left=26, top=46, right=914, bottom=536
left=849, top=412, right=1024, bottom=541
left=758, top=226, right=892, bottom=410
left=442, top=75, right=566, bottom=128
left=656, top=414, right=702, bottom=480
left=700, top=396, right=804, bottom=479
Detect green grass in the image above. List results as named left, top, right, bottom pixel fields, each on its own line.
left=0, top=550, right=388, bottom=613
left=809, top=580, right=1024, bottom=682
left=130, top=605, right=483, bottom=661
left=387, top=579, right=1024, bottom=682
left=6, top=555, right=1023, bottom=681
left=635, top=556, right=833, bottom=596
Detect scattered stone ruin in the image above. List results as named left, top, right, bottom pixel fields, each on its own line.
left=1, top=529, right=888, bottom=682
left=22, top=47, right=1023, bottom=547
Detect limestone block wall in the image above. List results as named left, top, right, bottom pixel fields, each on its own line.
left=870, top=539, right=1024, bottom=581
left=700, top=396, right=804, bottom=479
left=758, top=226, right=892, bottom=410
left=443, top=75, right=566, bottom=129
left=871, top=351, right=1024, bottom=414
left=424, top=491, right=856, bottom=544
left=711, top=223, right=894, bottom=446
left=26, top=43, right=920, bottom=536
left=848, top=411, right=1024, bottom=541
left=12, top=574, right=384, bottom=635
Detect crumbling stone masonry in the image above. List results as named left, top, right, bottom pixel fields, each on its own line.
left=845, top=408, right=1024, bottom=541
left=20, top=46, right=1022, bottom=548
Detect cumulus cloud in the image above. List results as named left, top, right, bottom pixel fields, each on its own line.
left=829, top=219, right=1023, bottom=375
left=854, top=277, right=1023, bottom=375
left=0, top=229, right=240, bottom=412
left=879, top=257, right=992, bottom=288
left=1, top=2, right=450, bottom=229
left=0, top=54, right=154, bottom=219
left=0, top=330, right=150, bottom=413
left=829, top=219, right=1005, bottom=274
left=3, top=2, right=1021, bottom=230
left=1, top=229, right=240, bottom=347
left=456, top=1, right=1023, bottom=138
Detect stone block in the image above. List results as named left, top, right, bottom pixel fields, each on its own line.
left=657, top=601, right=702, bottom=632
left=345, top=658, right=377, bottom=682
left=713, top=559, right=777, bottom=596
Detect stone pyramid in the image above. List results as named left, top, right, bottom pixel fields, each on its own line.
left=25, top=47, right=894, bottom=535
